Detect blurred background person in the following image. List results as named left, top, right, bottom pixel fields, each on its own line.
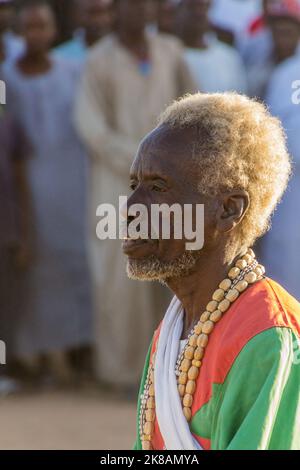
left=75, top=0, right=196, bottom=395
left=0, top=0, right=24, bottom=62
left=3, top=0, right=92, bottom=385
left=242, top=0, right=300, bottom=97
left=177, top=0, right=247, bottom=93
left=54, top=0, right=113, bottom=62
left=237, top=0, right=274, bottom=70
left=209, top=0, right=261, bottom=45
left=0, top=66, right=29, bottom=395
left=260, top=48, right=300, bottom=300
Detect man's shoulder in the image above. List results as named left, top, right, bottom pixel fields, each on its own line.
left=87, top=34, right=116, bottom=61
left=232, top=277, right=300, bottom=335
left=150, top=32, right=185, bottom=54
left=207, top=278, right=300, bottom=375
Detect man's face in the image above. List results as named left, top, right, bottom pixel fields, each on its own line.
left=80, top=0, right=113, bottom=41
left=123, top=125, right=218, bottom=282
left=0, top=4, right=14, bottom=33
left=19, top=6, right=56, bottom=54
left=157, top=1, right=176, bottom=34
left=270, top=16, right=300, bottom=61
left=116, top=0, right=147, bottom=35
left=180, top=0, right=211, bottom=33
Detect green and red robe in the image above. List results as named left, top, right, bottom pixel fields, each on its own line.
left=133, top=278, right=300, bottom=450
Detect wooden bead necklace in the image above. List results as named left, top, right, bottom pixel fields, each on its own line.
left=139, top=248, right=265, bottom=450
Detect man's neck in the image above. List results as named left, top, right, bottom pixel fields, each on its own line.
left=117, top=29, right=149, bottom=60
left=18, top=51, right=51, bottom=76
left=167, top=246, right=240, bottom=340
left=183, top=31, right=208, bottom=50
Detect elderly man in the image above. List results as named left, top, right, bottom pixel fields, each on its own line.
left=123, top=92, right=300, bottom=450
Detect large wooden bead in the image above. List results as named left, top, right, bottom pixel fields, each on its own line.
left=178, top=384, right=186, bottom=397
left=194, top=322, right=202, bottom=335
left=188, top=366, right=199, bottom=380
left=228, top=267, right=240, bottom=280
left=245, top=271, right=257, bottom=284
left=144, top=421, right=154, bottom=435
left=226, top=288, right=239, bottom=303
left=142, top=434, right=152, bottom=442
left=183, top=394, right=193, bottom=408
left=197, top=333, right=208, bottom=348
left=194, top=345, right=204, bottom=360
left=192, top=359, right=202, bottom=367
left=247, top=248, right=255, bottom=258
left=200, top=311, right=210, bottom=322
left=186, top=380, right=196, bottom=395
left=235, top=259, right=247, bottom=269
left=142, top=441, right=153, bottom=450
left=147, top=397, right=155, bottom=409
left=219, top=278, right=232, bottom=291
left=180, top=358, right=192, bottom=372
left=184, top=346, right=195, bottom=360
left=189, top=334, right=198, bottom=347
left=178, top=372, right=188, bottom=385
left=212, top=288, right=225, bottom=302
left=235, top=280, right=248, bottom=293
left=210, top=309, right=222, bottom=323
left=202, top=320, right=214, bottom=334
left=242, top=253, right=253, bottom=264
left=148, top=384, right=155, bottom=397
left=183, top=407, right=192, bottom=421
left=206, top=300, right=218, bottom=313
left=254, top=266, right=263, bottom=278
left=219, top=299, right=231, bottom=312
left=145, top=409, right=155, bottom=422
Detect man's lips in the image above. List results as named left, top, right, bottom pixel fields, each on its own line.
left=122, top=238, right=157, bottom=256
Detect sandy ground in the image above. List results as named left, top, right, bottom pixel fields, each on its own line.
left=0, top=388, right=137, bottom=450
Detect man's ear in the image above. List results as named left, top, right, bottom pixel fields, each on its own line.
left=216, top=190, right=250, bottom=233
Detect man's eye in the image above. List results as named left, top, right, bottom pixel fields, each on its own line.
left=152, top=184, right=165, bottom=192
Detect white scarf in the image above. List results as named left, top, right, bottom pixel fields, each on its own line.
left=154, top=296, right=203, bottom=450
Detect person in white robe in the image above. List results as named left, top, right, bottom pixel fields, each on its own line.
left=178, top=0, right=247, bottom=94
left=75, top=0, right=197, bottom=391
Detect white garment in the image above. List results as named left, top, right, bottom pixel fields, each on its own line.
left=185, top=38, right=247, bottom=93
left=154, top=296, right=202, bottom=450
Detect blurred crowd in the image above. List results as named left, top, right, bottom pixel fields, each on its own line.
left=0, top=0, right=300, bottom=396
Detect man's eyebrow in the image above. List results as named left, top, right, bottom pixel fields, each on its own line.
left=129, top=172, right=169, bottom=182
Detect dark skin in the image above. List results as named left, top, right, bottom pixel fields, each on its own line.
left=17, top=5, right=57, bottom=76
left=116, top=0, right=149, bottom=61
left=76, top=0, right=113, bottom=47
left=0, top=3, right=14, bottom=34
left=177, top=0, right=211, bottom=49
left=123, top=125, right=250, bottom=339
left=157, top=0, right=176, bottom=35
left=269, top=16, right=300, bottom=64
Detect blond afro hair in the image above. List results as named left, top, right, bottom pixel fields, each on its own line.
left=158, top=92, right=291, bottom=249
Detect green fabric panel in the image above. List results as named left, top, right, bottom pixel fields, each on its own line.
left=191, top=327, right=300, bottom=450
left=132, top=337, right=153, bottom=450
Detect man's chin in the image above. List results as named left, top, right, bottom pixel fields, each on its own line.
left=126, top=257, right=168, bottom=282
left=126, top=250, right=202, bottom=283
